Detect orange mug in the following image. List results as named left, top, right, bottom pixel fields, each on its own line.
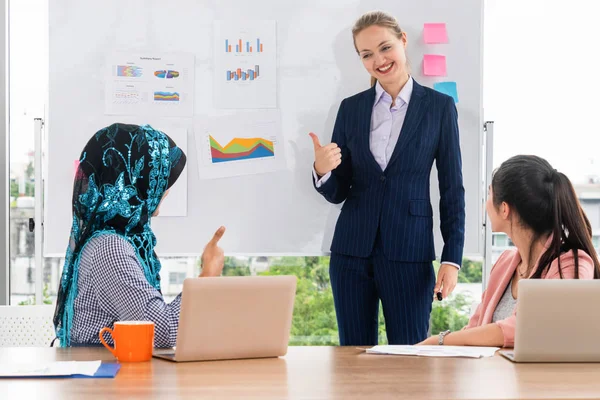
left=99, top=321, right=155, bottom=362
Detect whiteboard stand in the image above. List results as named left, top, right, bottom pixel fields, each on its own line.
left=33, top=117, right=44, bottom=305
left=482, top=121, right=494, bottom=289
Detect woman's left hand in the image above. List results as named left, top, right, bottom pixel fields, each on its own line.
left=434, top=263, right=458, bottom=300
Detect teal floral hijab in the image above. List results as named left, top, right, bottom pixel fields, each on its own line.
left=53, top=123, right=186, bottom=346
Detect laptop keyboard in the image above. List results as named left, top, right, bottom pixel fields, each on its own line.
left=502, top=351, right=515, bottom=359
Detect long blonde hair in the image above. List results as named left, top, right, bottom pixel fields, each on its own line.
left=352, top=11, right=405, bottom=87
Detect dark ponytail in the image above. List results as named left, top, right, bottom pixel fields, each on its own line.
left=492, top=155, right=600, bottom=279
left=533, top=171, right=600, bottom=279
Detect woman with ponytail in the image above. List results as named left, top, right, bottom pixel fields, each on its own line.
left=418, top=155, right=600, bottom=347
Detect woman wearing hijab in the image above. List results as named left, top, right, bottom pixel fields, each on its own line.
left=53, top=123, right=225, bottom=347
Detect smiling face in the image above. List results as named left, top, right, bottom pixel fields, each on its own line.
left=354, top=25, right=408, bottom=86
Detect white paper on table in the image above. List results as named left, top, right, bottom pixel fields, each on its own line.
left=366, top=345, right=499, bottom=359
left=0, top=360, right=101, bottom=377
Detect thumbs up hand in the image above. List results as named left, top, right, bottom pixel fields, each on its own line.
left=309, top=132, right=342, bottom=177
left=199, top=226, right=226, bottom=277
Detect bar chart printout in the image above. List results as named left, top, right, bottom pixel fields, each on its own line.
left=225, top=38, right=265, bottom=53
left=214, top=21, right=276, bottom=108
left=226, top=65, right=260, bottom=81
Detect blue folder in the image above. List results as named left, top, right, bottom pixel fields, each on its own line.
left=72, top=362, right=121, bottom=379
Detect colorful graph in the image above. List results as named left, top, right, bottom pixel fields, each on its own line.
left=226, top=65, right=260, bottom=81
left=154, top=91, right=180, bottom=102
left=154, top=70, right=180, bottom=79
left=209, top=135, right=274, bottom=163
left=225, top=38, right=264, bottom=53
left=117, top=65, right=143, bottom=77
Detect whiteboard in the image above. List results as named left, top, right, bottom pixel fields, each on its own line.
left=46, top=0, right=483, bottom=257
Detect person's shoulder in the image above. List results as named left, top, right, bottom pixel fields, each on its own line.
left=551, top=249, right=596, bottom=279
left=416, top=81, right=454, bottom=105
left=89, top=233, right=135, bottom=252
left=342, top=86, right=376, bottom=107
left=482, top=249, right=519, bottom=290
left=492, top=248, right=520, bottom=273
left=84, top=234, right=139, bottom=267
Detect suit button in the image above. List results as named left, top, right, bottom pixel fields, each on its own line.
left=380, top=176, right=386, bottom=182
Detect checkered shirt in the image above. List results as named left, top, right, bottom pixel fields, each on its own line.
left=70, top=234, right=181, bottom=348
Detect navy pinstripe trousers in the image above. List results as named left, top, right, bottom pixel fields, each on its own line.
left=329, top=233, right=435, bottom=346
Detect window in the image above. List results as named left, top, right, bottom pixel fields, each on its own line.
left=485, top=0, right=600, bottom=261
left=492, top=234, right=507, bottom=248
left=485, top=0, right=600, bottom=181
left=169, top=272, right=187, bottom=285
left=218, top=256, right=483, bottom=343
left=8, top=0, right=48, bottom=305
left=430, top=257, right=482, bottom=336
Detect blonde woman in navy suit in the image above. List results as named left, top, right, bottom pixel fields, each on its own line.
left=310, top=11, right=465, bottom=345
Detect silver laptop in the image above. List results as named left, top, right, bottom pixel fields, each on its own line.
left=153, top=275, right=297, bottom=362
left=500, top=279, right=600, bottom=363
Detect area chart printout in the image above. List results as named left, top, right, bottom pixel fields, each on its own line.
left=195, top=111, right=285, bottom=179
left=209, top=136, right=275, bottom=163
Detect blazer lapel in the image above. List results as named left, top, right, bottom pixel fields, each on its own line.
left=359, top=86, right=383, bottom=174
left=387, top=80, right=430, bottom=169
left=482, top=252, right=520, bottom=324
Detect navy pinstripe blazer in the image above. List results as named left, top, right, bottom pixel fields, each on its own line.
left=315, top=80, right=465, bottom=265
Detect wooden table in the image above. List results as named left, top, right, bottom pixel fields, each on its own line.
left=1, top=346, right=600, bottom=399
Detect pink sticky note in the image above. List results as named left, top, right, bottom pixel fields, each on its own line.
left=73, top=160, right=80, bottom=175
left=424, top=23, right=448, bottom=44
left=423, top=55, right=447, bottom=76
